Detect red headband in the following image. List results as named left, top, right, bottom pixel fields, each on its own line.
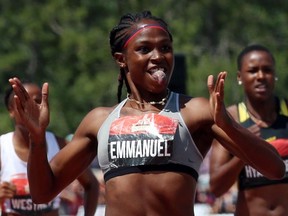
left=123, top=24, right=169, bottom=49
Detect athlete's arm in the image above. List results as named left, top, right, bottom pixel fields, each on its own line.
left=208, top=72, right=284, bottom=180
left=29, top=109, right=99, bottom=203
left=56, top=136, right=99, bottom=216
left=76, top=169, right=99, bottom=216
left=9, top=77, right=101, bottom=203
left=211, top=113, right=284, bottom=180
left=209, top=140, right=244, bottom=197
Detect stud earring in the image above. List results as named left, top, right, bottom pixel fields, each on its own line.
left=275, top=77, right=278, bottom=81
left=238, top=80, right=242, bottom=85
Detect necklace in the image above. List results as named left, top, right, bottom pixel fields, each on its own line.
left=127, top=89, right=170, bottom=106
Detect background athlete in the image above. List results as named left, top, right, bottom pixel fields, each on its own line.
left=209, top=44, right=288, bottom=216
left=0, top=82, right=99, bottom=216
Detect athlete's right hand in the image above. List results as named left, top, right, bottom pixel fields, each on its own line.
left=9, top=77, right=49, bottom=143
left=0, top=181, right=16, bottom=202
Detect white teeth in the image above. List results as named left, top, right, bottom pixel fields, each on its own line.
left=150, top=68, right=164, bottom=73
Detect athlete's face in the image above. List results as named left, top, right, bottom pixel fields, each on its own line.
left=9, top=83, right=42, bottom=124
left=122, top=20, right=174, bottom=94
left=238, top=50, right=276, bottom=101
left=24, top=84, right=42, bottom=104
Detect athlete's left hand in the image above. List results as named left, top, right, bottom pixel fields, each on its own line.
left=207, top=71, right=229, bottom=127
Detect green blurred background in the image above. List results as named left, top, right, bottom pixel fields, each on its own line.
left=1, top=0, right=288, bottom=137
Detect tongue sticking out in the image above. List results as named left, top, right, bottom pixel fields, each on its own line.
left=151, top=70, right=166, bottom=84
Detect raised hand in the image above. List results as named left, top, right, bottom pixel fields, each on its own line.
left=8, top=78, right=49, bottom=142
left=207, top=72, right=229, bottom=126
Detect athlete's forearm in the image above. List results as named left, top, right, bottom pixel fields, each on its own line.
left=210, top=156, right=243, bottom=197
left=80, top=170, right=99, bottom=216
left=213, top=119, right=285, bottom=180
left=27, top=136, right=56, bottom=203
left=83, top=185, right=99, bottom=216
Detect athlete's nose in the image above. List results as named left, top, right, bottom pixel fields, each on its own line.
left=151, top=49, right=164, bottom=62
left=256, top=70, right=265, bottom=79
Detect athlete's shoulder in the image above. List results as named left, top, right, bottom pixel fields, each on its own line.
left=227, top=103, right=238, bottom=121
left=87, top=106, right=117, bottom=119
left=279, top=97, right=288, bottom=116
left=180, top=96, right=213, bottom=127
left=183, top=95, right=208, bottom=105
left=283, top=98, right=288, bottom=105
left=78, top=106, right=117, bottom=135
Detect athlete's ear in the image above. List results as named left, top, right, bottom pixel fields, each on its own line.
left=8, top=104, right=18, bottom=123
left=114, top=52, right=127, bottom=69
left=8, top=109, right=15, bottom=119
left=237, top=71, right=242, bottom=85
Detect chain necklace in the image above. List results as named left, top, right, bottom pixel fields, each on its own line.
left=127, top=89, right=170, bottom=106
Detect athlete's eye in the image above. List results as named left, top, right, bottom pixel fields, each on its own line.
left=138, top=46, right=150, bottom=54
left=262, top=67, right=274, bottom=74
left=160, top=45, right=172, bottom=54
left=33, top=96, right=42, bottom=104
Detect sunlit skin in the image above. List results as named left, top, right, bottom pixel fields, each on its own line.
left=9, top=19, right=285, bottom=216
left=0, top=83, right=99, bottom=216
left=210, top=50, right=288, bottom=216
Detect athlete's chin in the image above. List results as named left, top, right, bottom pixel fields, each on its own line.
left=253, top=93, right=272, bottom=101
left=152, top=85, right=169, bottom=93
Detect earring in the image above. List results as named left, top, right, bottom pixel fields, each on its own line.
left=275, top=77, right=278, bottom=81
left=238, top=80, right=242, bottom=85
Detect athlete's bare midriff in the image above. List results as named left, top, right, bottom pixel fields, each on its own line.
left=236, top=184, right=288, bottom=216
left=105, top=171, right=197, bottom=216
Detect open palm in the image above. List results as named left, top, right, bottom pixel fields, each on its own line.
left=9, top=78, right=49, bottom=139
left=207, top=72, right=229, bottom=126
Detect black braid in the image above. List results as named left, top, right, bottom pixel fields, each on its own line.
left=109, top=10, right=172, bottom=103
left=116, top=79, right=123, bottom=103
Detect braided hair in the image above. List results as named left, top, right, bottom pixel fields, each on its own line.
left=109, top=10, right=172, bottom=103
